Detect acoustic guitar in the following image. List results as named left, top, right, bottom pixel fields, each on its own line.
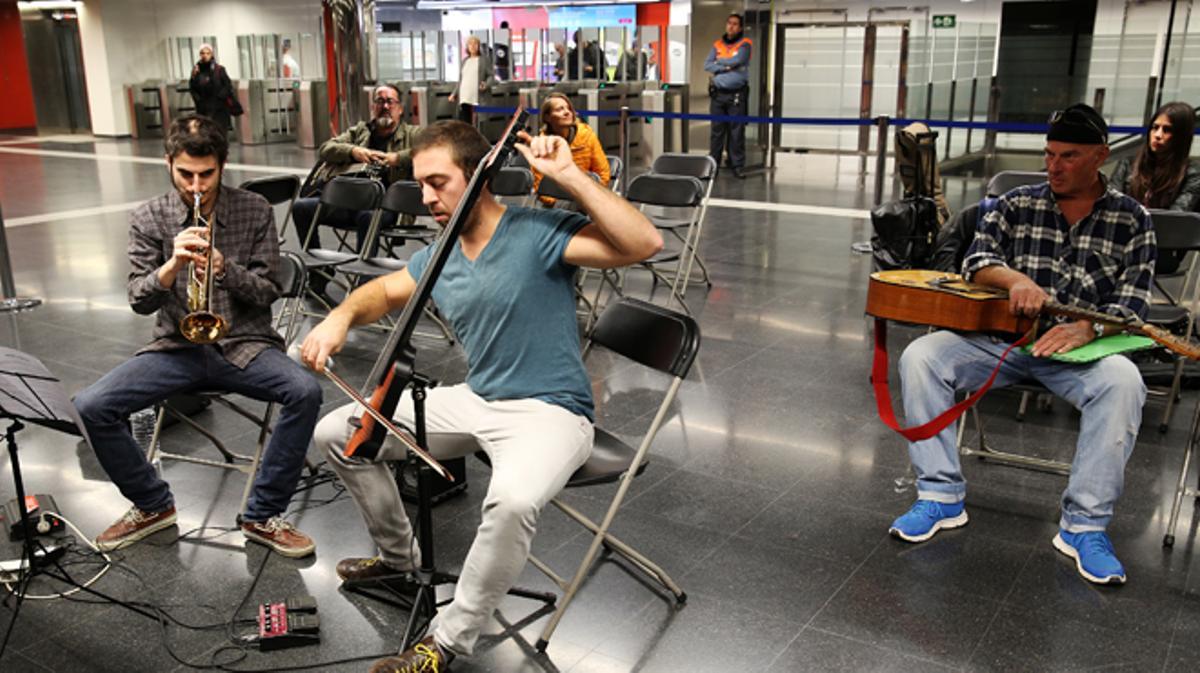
left=866, top=269, right=1200, bottom=361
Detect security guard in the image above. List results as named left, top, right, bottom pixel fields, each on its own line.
left=704, top=13, right=752, bottom=178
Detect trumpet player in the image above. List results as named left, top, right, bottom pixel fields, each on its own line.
left=74, top=115, right=323, bottom=558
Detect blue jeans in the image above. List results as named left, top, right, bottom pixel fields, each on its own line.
left=899, top=330, right=1145, bottom=532
left=73, top=346, right=322, bottom=521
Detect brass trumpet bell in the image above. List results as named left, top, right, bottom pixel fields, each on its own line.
left=179, top=311, right=228, bottom=344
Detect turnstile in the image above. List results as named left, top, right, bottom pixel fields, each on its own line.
left=409, top=82, right=457, bottom=128
left=297, top=80, right=330, bottom=148
left=237, top=79, right=299, bottom=145
left=124, top=81, right=167, bottom=138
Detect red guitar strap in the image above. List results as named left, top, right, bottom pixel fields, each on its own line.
left=871, top=318, right=1033, bottom=442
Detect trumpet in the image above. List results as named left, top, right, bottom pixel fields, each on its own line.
left=179, top=191, right=229, bottom=344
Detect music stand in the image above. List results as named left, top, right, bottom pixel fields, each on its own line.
left=0, top=346, right=93, bottom=656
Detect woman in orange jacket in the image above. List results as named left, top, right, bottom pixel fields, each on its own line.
left=533, top=93, right=610, bottom=205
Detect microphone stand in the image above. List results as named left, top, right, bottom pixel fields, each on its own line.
left=339, top=110, right=556, bottom=651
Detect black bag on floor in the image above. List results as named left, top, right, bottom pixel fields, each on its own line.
left=870, top=196, right=939, bottom=271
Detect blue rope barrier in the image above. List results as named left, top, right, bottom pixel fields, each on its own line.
left=470, top=105, right=1148, bottom=135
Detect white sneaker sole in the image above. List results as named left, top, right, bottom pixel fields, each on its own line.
left=889, top=511, right=969, bottom=543
left=94, top=512, right=177, bottom=552
left=1052, top=533, right=1126, bottom=585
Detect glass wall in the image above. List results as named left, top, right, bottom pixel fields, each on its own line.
left=236, top=33, right=321, bottom=81
left=378, top=31, right=441, bottom=82
left=778, top=24, right=865, bottom=152
left=166, top=36, right=218, bottom=80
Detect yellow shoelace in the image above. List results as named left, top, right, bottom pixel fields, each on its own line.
left=392, top=643, right=442, bottom=673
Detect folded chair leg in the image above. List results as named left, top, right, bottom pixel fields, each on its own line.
left=1165, top=400, right=1200, bottom=547
left=238, top=402, right=275, bottom=515
left=1016, top=391, right=1030, bottom=421
left=551, top=498, right=684, bottom=600
left=146, top=405, right=169, bottom=461
left=1161, top=357, right=1185, bottom=434
left=535, top=378, right=685, bottom=652
left=423, top=306, right=455, bottom=345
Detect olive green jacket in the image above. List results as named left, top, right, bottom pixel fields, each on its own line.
left=315, top=120, right=418, bottom=186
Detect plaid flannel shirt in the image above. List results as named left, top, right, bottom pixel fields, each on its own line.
left=963, top=179, right=1157, bottom=324
left=126, top=185, right=284, bottom=368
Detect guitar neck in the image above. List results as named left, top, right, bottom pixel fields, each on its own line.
left=1043, top=301, right=1139, bottom=329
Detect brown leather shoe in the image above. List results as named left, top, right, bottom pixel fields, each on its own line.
left=335, top=555, right=414, bottom=584
left=241, top=517, right=315, bottom=558
left=95, top=505, right=177, bottom=551
left=368, top=635, right=453, bottom=673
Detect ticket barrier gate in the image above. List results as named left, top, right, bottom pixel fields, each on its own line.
left=125, top=81, right=167, bottom=138
left=581, top=83, right=646, bottom=164
left=641, top=84, right=687, bottom=157
left=237, top=79, right=299, bottom=145
left=297, top=80, right=330, bottom=149
left=478, top=81, right=532, bottom=142
left=409, top=82, right=457, bottom=128
left=164, top=80, right=197, bottom=121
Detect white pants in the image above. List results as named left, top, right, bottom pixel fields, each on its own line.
left=316, top=384, right=593, bottom=655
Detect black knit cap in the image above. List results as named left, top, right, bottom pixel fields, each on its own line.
left=1047, top=103, right=1108, bottom=145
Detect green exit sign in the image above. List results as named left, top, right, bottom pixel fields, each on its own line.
left=932, top=14, right=956, bottom=29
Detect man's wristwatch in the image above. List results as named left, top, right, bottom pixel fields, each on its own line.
left=1092, top=321, right=1105, bottom=340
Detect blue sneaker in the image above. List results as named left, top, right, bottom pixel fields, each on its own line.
left=889, top=499, right=968, bottom=543
left=1052, top=530, right=1126, bottom=585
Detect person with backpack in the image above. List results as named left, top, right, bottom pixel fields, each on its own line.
left=188, top=44, right=234, bottom=135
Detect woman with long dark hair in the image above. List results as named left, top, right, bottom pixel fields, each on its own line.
left=1110, top=101, right=1199, bottom=272
left=1111, top=101, right=1199, bottom=209
left=188, top=44, right=234, bottom=134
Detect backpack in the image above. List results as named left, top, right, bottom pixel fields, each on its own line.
left=870, top=196, right=940, bottom=271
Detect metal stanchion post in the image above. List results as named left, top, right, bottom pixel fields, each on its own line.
left=850, top=117, right=890, bottom=256
left=619, top=106, right=630, bottom=194
left=0, top=206, right=43, bottom=349
left=873, top=115, right=890, bottom=206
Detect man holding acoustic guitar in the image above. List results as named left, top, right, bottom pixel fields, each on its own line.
left=888, top=104, right=1156, bottom=585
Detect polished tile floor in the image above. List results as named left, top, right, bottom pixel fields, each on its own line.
left=0, top=135, right=1198, bottom=672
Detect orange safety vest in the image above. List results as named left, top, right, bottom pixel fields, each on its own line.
left=712, top=36, right=752, bottom=60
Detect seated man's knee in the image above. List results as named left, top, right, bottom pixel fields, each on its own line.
left=315, top=412, right=350, bottom=458
left=1096, top=356, right=1146, bottom=406
left=899, top=334, right=944, bottom=380
left=73, top=386, right=118, bottom=426
left=482, top=490, right=541, bottom=532
left=290, top=375, right=323, bottom=413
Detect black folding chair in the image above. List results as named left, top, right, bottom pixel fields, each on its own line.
left=624, top=174, right=706, bottom=314
left=482, top=298, right=700, bottom=652
left=336, top=181, right=455, bottom=344
left=648, top=153, right=717, bottom=291
left=239, top=174, right=301, bottom=247
left=298, top=177, right=384, bottom=310
left=490, top=167, right=535, bottom=207
left=606, top=154, right=623, bottom=192
left=986, top=170, right=1045, bottom=197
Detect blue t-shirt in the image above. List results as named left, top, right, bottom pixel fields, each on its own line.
left=406, top=206, right=594, bottom=421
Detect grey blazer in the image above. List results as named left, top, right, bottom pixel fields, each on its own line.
left=452, top=51, right=494, bottom=100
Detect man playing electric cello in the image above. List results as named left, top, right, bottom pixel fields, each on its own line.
left=889, top=104, right=1156, bottom=585
left=299, top=121, right=662, bottom=670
